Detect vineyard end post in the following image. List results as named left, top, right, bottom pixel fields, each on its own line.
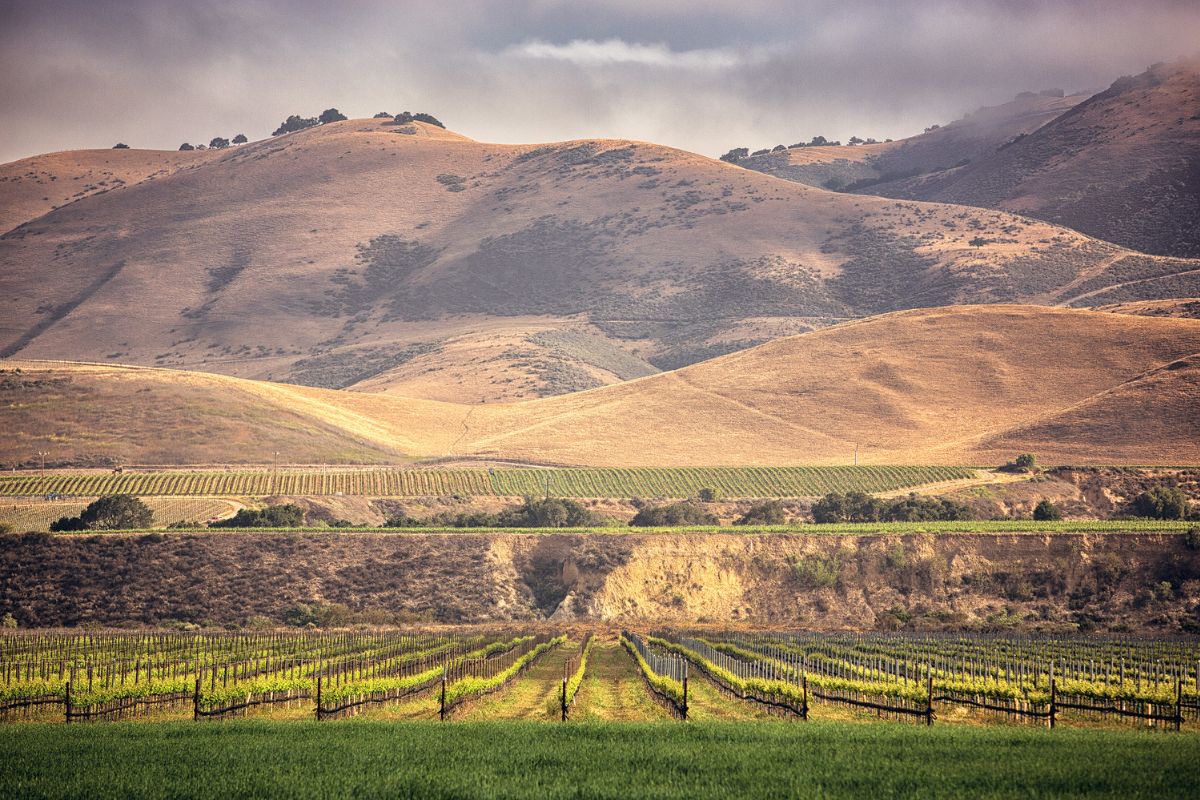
left=1049, top=677, right=1056, bottom=730
left=439, top=667, right=447, bottom=722
left=64, top=680, right=71, bottom=724
left=1175, top=680, right=1182, bottom=733
left=193, top=677, right=200, bottom=721
left=682, top=674, right=688, bottom=722
left=316, top=675, right=322, bottom=721
left=561, top=678, right=567, bottom=722
left=802, top=673, right=809, bottom=721
left=925, top=669, right=934, bottom=726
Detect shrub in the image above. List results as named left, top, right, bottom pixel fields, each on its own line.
left=381, top=513, right=423, bottom=528
left=735, top=501, right=787, bottom=525
left=1185, top=527, right=1200, bottom=551
left=178, top=143, right=194, bottom=151
left=1000, top=453, right=1037, bottom=473
left=272, top=115, right=319, bottom=136
left=373, top=111, right=392, bottom=118
left=697, top=487, right=720, bottom=502
left=1, top=613, right=16, bottom=629
left=791, top=554, right=841, bottom=589
left=969, top=236, right=989, bottom=247
left=232, top=133, right=248, bottom=144
left=1033, top=499, right=1063, bottom=521
left=210, top=503, right=305, bottom=528
left=50, top=494, right=153, bottom=531
left=393, top=111, right=414, bottom=124
left=0, top=522, right=10, bottom=535
left=112, top=143, right=130, bottom=149
left=811, top=491, right=881, bottom=523
left=412, top=112, right=444, bottom=128
left=495, top=497, right=601, bottom=528
left=629, top=501, right=718, bottom=527
left=209, top=137, right=230, bottom=149
left=719, top=147, right=748, bottom=163
left=1130, top=486, right=1190, bottom=520
left=319, top=108, right=347, bottom=124
left=811, top=492, right=971, bottom=523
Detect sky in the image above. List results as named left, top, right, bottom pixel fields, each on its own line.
left=2, top=0, right=1199, bottom=163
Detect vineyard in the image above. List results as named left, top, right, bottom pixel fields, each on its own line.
left=0, top=465, right=976, bottom=500
left=642, top=630, right=1200, bottom=729
left=0, top=498, right=239, bottom=531
left=3, top=629, right=1199, bottom=732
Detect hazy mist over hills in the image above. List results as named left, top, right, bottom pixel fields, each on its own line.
left=3, top=0, right=1200, bottom=163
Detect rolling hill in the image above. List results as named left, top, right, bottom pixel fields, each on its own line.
left=737, top=89, right=1085, bottom=192
left=2, top=116, right=1195, bottom=404
left=4, top=305, right=1198, bottom=467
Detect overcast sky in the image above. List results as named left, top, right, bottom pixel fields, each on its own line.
left=2, top=0, right=1198, bottom=163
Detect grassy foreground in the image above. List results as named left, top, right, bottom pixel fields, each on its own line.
left=1, top=720, right=1197, bottom=799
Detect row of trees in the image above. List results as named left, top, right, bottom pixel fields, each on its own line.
left=179, top=134, right=247, bottom=151
left=719, top=134, right=887, bottom=163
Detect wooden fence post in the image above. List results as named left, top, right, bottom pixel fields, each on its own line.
left=64, top=680, right=71, bottom=724
left=439, top=666, right=447, bottom=722
left=316, top=675, right=322, bottom=721
left=925, top=669, right=934, bottom=726
left=1049, top=677, right=1056, bottom=730
left=1175, top=680, right=1182, bottom=733
left=801, top=673, right=809, bottom=721
left=682, top=664, right=689, bottom=722
left=561, top=677, right=567, bottom=722
left=193, top=677, right=200, bottom=721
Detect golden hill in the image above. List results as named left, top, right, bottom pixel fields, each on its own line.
left=4, top=306, right=1198, bottom=467
left=1, top=116, right=1191, bottom=404
left=739, top=90, right=1084, bottom=192
left=0, top=147, right=217, bottom=235
left=870, top=57, right=1200, bottom=259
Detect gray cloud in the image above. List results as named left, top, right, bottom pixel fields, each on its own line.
left=1, top=0, right=1198, bottom=163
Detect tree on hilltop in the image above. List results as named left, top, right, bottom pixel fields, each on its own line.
left=272, top=115, right=319, bottom=136
left=178, top=143, right=194, bottom=151
left=232, top=133, right=248, bottom=144
left=719, top=147, right=748, bottom=163
left=209, top=137, right=230, bottom=149
left=318, top=108, right=347, bottom=124
left=112, top=143, right=130, bottom=149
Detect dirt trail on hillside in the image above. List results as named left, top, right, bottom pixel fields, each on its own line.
left=456, top=641, right=573, bottom=721
left=570, top=642, right=667, bottom=722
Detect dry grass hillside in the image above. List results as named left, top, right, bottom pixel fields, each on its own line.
left=739, top=90, right=1083, bottom=192
left=873, top=57, right=1200, bottom=259
left=0, top=147, right=217, bottom=234
left=1, top=116, right=1188, bottom=403
left=4, top=306, right=1199, bottom=466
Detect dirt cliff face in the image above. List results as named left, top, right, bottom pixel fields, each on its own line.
left=1, top=532, right=1197, bottom=633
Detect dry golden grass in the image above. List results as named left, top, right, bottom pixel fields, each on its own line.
left=0, top=115, right=1179, bottom=403
left=0, top=147, right=217, bottom=233
left=4, top=305, right=1199, bottom=466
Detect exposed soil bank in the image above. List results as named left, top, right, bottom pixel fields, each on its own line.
left=2, top=531, right=1198, bottom=633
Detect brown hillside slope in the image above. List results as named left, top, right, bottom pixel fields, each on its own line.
left=3, top=306, right=1199, bottom=466
left=2, top=531, right=1196, bottom=633
left=740, top=90, right=1083, bottom=191
left=0, top=117, right=1185, bottom=402
left=0, top=147, right=217, bottom=234
left=877, top=57, right=1200, bottom=258
left=459, top=306, right=1200, bottom=465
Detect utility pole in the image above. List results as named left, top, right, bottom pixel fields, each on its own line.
left=37, top=450, right=47, bottom=478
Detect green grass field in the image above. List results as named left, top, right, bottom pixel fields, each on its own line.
left=1, top=719, right=1195, bottom=799
left=0, top=465, right=975, bottom=499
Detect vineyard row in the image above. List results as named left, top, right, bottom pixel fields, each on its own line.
left=0, top=466, right=975, bottom=499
